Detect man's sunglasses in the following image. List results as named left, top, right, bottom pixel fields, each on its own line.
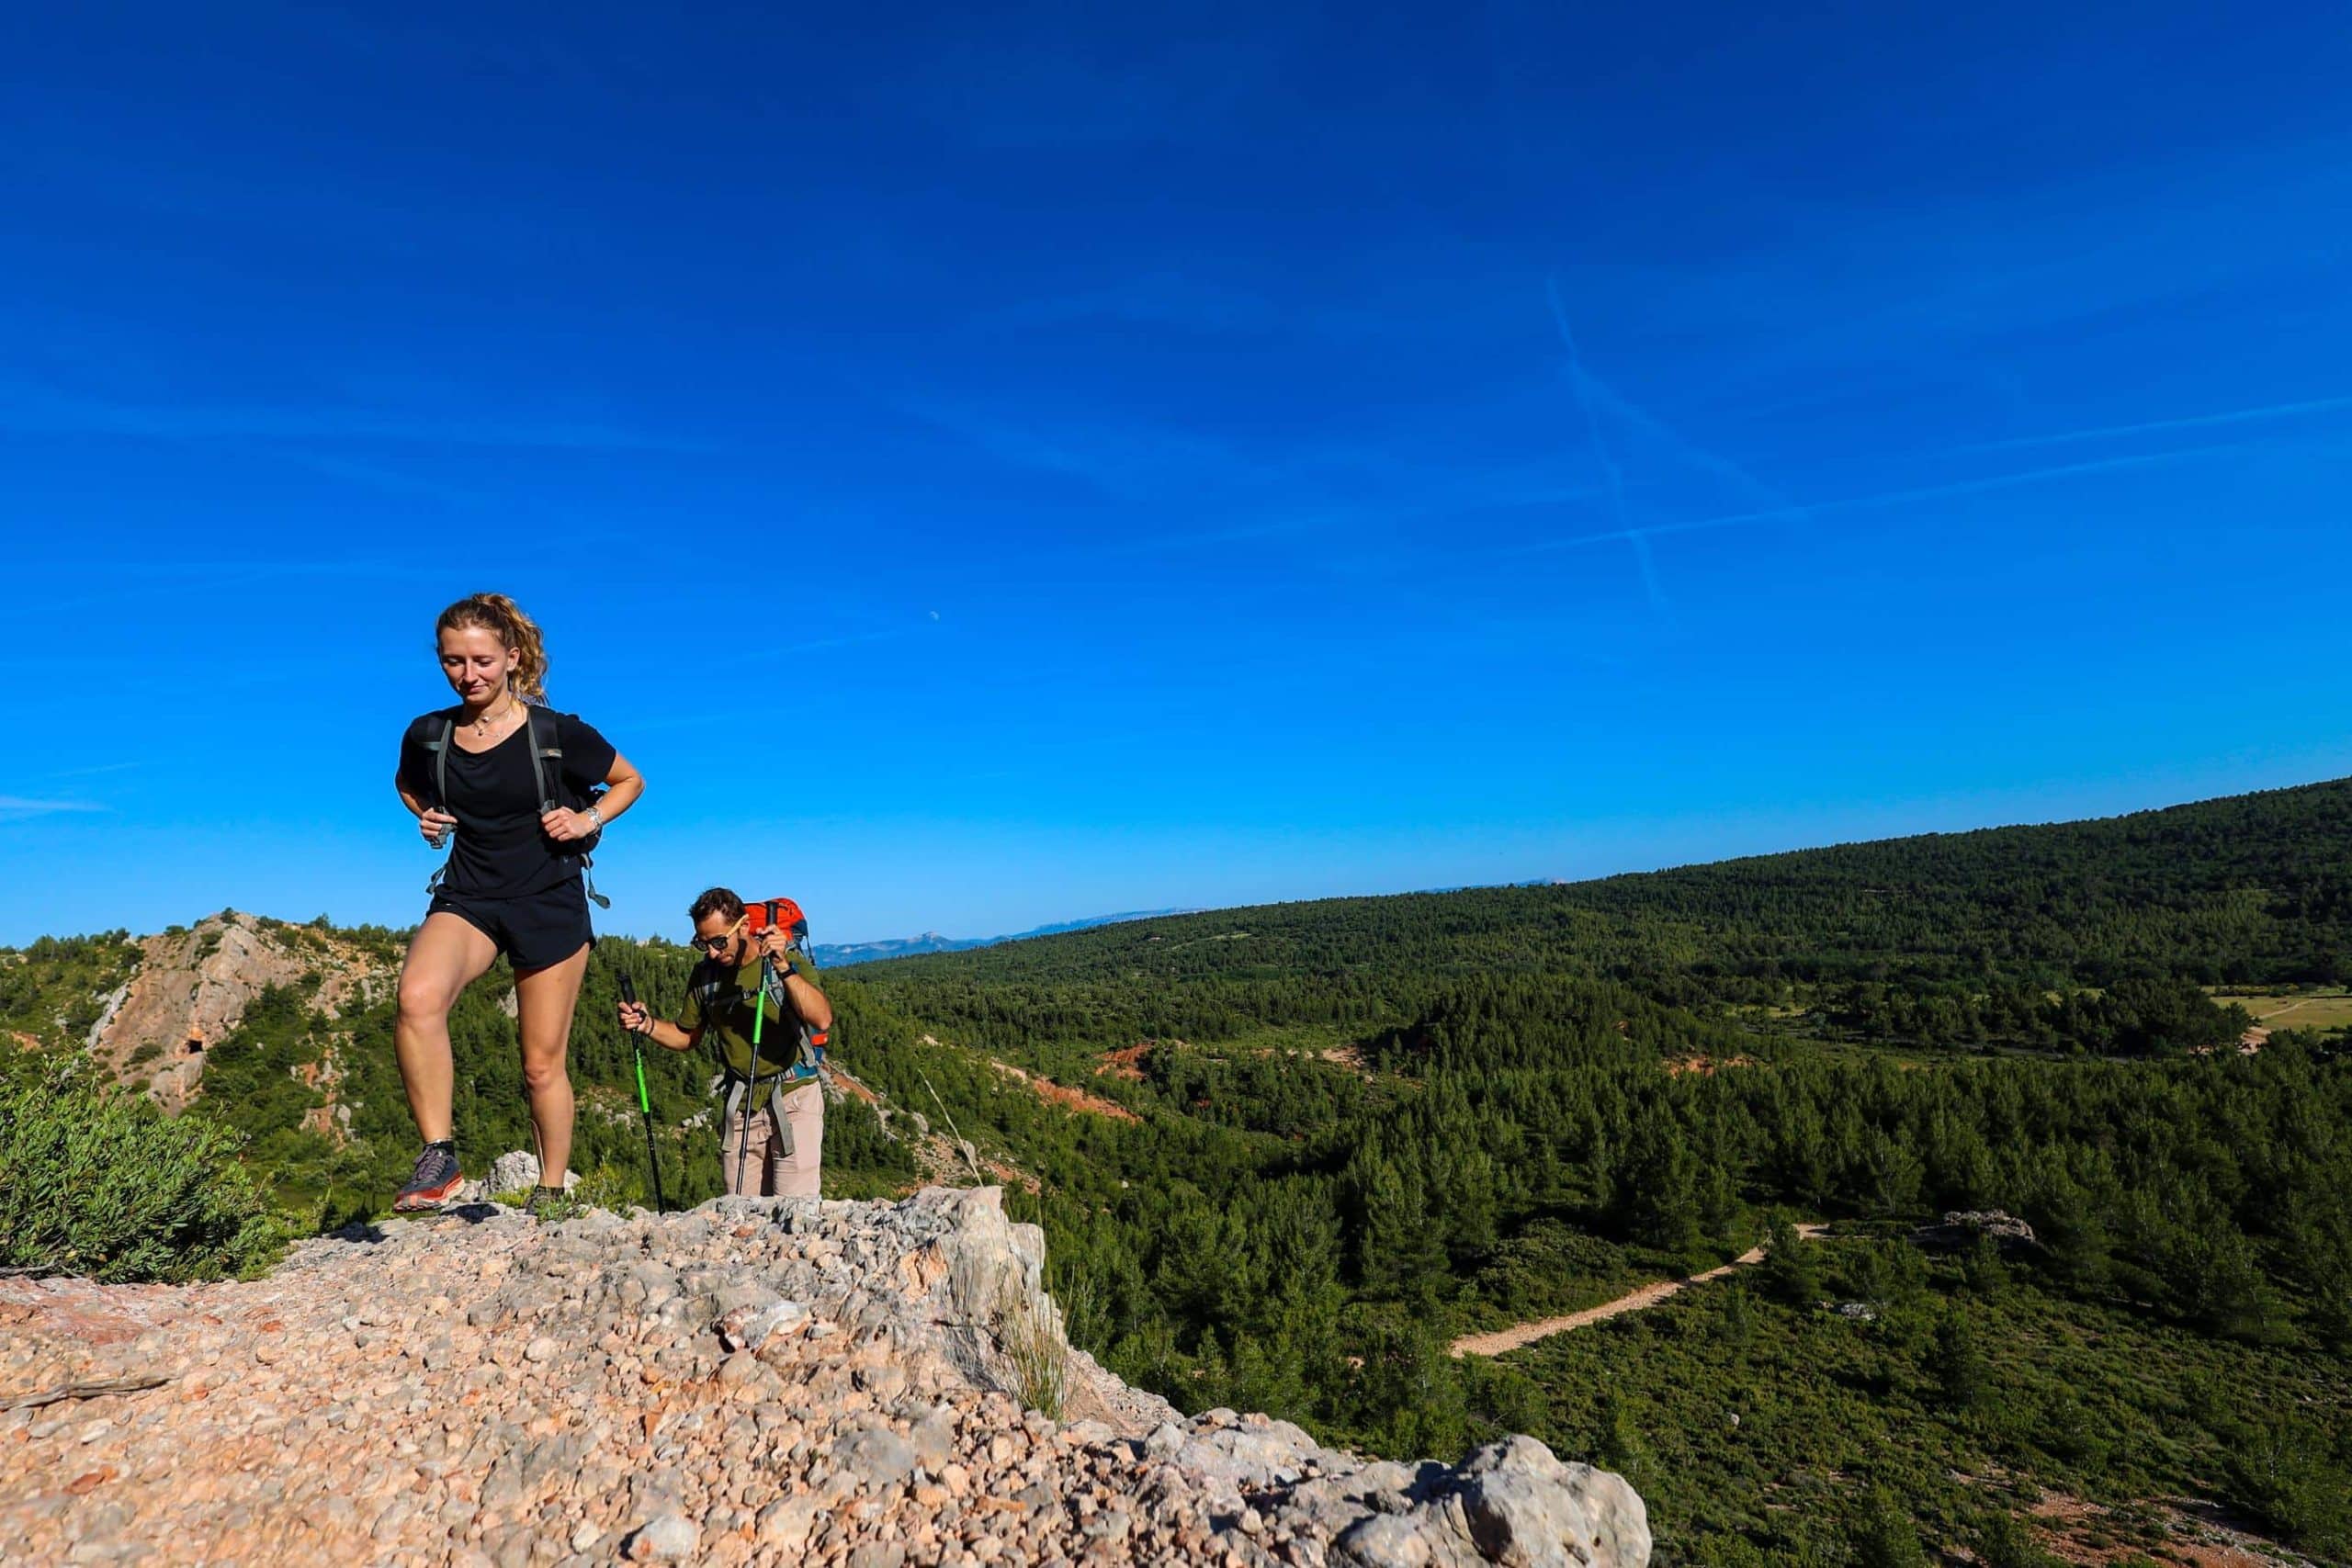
left=690, top=919, right=744, bottom=954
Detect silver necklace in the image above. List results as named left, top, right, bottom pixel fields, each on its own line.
left=470, top=694, right=517, bottom=739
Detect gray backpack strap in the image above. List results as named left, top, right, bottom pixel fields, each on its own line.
left=424, top=715, right=456, bottom=897
left=525, top=705, right=560, bottom=812
left=721, top=1070, right=796, bottom=1161
left=524, top=706, right=609, bottom=908
left=768, top=1080, right=796, bottom=1160
left=430, top=716, right=455, bottom=810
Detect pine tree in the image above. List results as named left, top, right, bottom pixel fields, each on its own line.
left=1847, top=1487, right=1929, bottom=1568
left=1929, top=1314, right=1987, bottom=1414
left=1760, top=1217, right=1818, bottom=1307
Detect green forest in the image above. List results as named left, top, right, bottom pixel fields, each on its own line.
left=5, top=778, right=2351, bottom=1562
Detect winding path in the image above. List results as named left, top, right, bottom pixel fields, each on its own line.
left=1451, top=1224, right=1827, bottom=1358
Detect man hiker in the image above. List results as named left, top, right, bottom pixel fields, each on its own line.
left=616, top=887, right=834, bottom=1198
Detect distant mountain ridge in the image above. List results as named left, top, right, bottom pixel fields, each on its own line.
left=810, top=908, right=1197, bottom=968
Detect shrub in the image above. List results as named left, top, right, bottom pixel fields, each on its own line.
left=2222, top=1410, right=2352, bottom=1554
left=1929, top=1314, right=1988, bottom=1413
left=571, top=1164, right=637, bottom=1212
left=1848, top=1486, right=1929, bottom=1568
left=1977, top=1511, right=2061, bottom=1568
left=0, top=1067, right=282, bottom=1282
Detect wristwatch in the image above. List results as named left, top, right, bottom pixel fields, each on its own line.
left=584, top=805, right=604, bottom=830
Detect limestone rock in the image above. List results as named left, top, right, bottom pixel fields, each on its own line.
left=622, top=1512, right=697, bottom=1561
left=483, top=1150, right=581, bottom=1197
left=0, top=1186, right=1650, bottom=1567
left=83, top=911, right=394, bottom=1111
left=1913, top=1209, right=2041, bottom=1250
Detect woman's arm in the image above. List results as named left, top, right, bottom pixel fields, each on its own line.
left=594, top=752, right=644, bottom=823
left=544, top=752, right=642, bottom=843
left=396, top=775, right=455, bottom=846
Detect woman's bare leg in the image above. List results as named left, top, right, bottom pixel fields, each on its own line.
left=395, top=914, right=500, bottom=1143
left=514, top=942, right=591, bottom=1184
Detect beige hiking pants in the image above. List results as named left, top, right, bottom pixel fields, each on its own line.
left=719, top=1079, right=824, bottom=1198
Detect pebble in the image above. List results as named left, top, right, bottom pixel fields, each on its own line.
left=625, top=1511, right=697, bottom=1561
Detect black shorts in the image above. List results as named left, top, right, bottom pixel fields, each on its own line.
left=428, top=879, right=594, bottom=971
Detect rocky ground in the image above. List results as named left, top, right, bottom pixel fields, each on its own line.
left=1, top=1186, right=1648, bottom=1567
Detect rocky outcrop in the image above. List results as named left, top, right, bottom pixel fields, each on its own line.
left=0, top=1186, right=1649, bottom=1566
left=1911, top=1210, right=2040, bottom=1251
left=86, top=911, right=393, bottom=1111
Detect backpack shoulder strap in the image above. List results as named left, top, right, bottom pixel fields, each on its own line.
left=526, top=706, right=609, bottom=906
left=426, top=712, right=457, bottom=810
left=525, top=705, right=561, bottom=813
left=422, top=711, right=458, bottom=897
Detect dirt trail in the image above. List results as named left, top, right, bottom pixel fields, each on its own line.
left=1452, top=1224, right=1827, bottom=1358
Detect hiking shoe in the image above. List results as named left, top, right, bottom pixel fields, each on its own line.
left=523, top=1185, right=581, bottom=1222
left=393, top=1145, right=465, bottom=1212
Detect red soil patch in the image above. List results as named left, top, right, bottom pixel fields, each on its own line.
left=1094, top=1043, right=1154, bottom=1082
left=2023, top=1492, right=2280, bottom=1567
left=1664, top=1055, right=1757, bottom=1077
left=828, top=1066, right=884, bottom=1106
left=983, top=1157, right=1042, bottom=1195
left=989, top=1060, right=1138, bottom=1122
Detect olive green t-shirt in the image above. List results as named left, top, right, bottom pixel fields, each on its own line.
left=673, top=952, right=818, bottom=1078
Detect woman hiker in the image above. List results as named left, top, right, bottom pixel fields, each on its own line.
left=390, top=592, right=644, bottom=1214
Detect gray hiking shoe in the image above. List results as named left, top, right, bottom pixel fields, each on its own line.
left=394, top=1145, right=465, bottom=1212
left=523, top=1185, right=582, bottom=1222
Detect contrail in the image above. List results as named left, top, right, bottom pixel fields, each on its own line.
left=1546, top=275, right=1660, bottom=612
left=32, top=556, right=439, bottom=614
left=1516, top=443, right=2241, bottom=553
left=0, top=796, right=110, bottom=818
left=1954, top=394, right=2352, bottom=454
left=1546, top=277, right=1803, bottom=517
left=1546, top=276, right=1632, bottom=536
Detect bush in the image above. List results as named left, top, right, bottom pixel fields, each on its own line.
left=2222, top=1410, right=2352, bottom=1554
left=1848, top=1486, right=1929, bottom=1568
left=1929, top=1314, right=1988, bottom=1413
left=1977, top=1511, right=2061, bottom=1568
left=0, top=1068, right=282, bottom=1282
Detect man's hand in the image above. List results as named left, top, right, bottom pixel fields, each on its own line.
left=756, top=929, right=797, bottom=968
left=618, top=1000, right=651, bottom=1034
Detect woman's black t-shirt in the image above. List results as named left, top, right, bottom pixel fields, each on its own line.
left=397, top=708, right=617, bottom=899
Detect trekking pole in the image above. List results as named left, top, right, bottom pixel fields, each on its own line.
left=619, top=974, right=666, bottom=1213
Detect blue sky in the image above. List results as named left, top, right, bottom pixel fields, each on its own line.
left=5, top=1, right=2350, bottom=948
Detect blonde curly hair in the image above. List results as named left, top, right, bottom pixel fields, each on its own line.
left=435, top=592, right=549, bottom=703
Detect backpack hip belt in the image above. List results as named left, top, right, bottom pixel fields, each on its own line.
left=721, top=1045, right=825, bottom=1162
